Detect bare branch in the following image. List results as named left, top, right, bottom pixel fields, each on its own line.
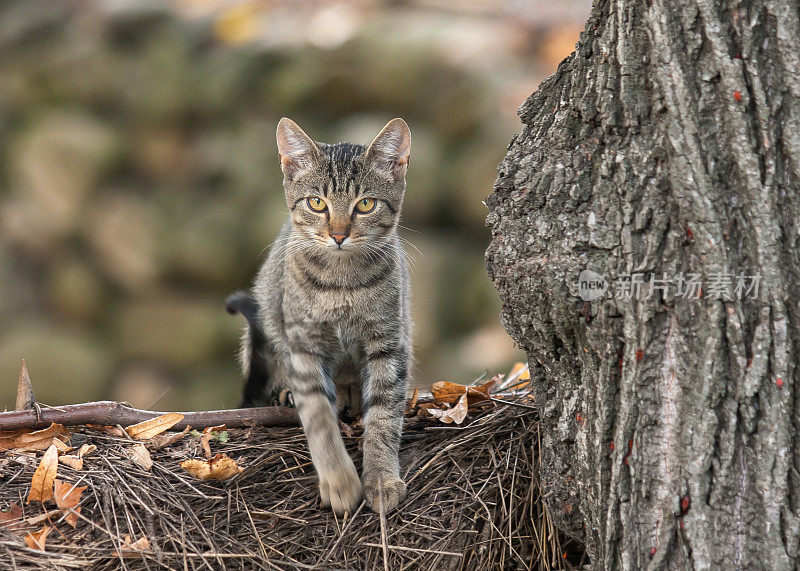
left=0, top=401, right=299, bottom=431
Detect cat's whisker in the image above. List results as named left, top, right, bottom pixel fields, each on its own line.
left=396, top=236, right=423, bottom=257
left=259, top=235, right=289, bottom=259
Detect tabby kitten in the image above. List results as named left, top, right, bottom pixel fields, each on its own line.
left=227, top=118, right=412, bottom=514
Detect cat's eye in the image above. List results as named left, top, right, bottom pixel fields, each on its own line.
left=355, top=198, right=376, bottom=214
left=307, top=197, right=327, bottom=212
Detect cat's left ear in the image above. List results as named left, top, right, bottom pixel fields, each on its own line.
left=276, top=118, right=321, bottom=182
left=364, top=118, right=411, bottom=181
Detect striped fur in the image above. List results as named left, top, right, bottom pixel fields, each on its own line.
left=233, top=118, right=412, bottom=514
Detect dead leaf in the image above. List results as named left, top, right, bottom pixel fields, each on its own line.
left=53, top=480, right=86, bottom=527
left=427, top=393, right=469, bottom=425
left=508, top=362, right=531, bottom=388
left=200, top=425, right=226, bottom=459
left=478, top=376, right=499, bottom=392
left=430, top=380, right=496, bottom=407
left=52, top=439, right=72, bottom=453
left=404, top=386, right=419, bottom=415
left=508, top=362, right=530, bottom=379
left=181, top=454, right=243, bottom=481
left=416, top=403, right=439, bottom=418
left=77, top=444, right=97, bottom=458
left=0, top=428, right=32, bottom=439
left=85, top=424, right=127, bottom=437
left=0, top=423, right=71, bottom=452
left=124, top=444, right=153, bottom=471
left=430, top=381, right=467, bottom=405
left=147, top=426, right=190, bottom=450
left=468, top=378, right=498, bottom=403
left=126, top=413, right=184, bottom=440
left=58, top=455, right=83, bottom=471
left=119, top=534, right=151, bottom=557
left=0, top=503, right=23, bottom=527
left=27, top=444, right=58, bottom=504
left=24, top=525, right=51, bottom=551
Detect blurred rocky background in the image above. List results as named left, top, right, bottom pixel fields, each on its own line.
left=0, top=0, right=590, bottom=410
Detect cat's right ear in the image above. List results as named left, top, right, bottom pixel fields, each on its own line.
left=364, top=118, right=411, bottom=182
left=276, top=118, right=320, bottom=182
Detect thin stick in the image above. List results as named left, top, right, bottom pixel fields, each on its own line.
left=318, top=500, right=365, bottom=564
left=0, top=401, right=299, bottom=431
left=360, top=543, right=463, bottom=557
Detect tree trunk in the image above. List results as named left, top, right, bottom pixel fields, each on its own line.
left=485, top=0, right=800, bottom=568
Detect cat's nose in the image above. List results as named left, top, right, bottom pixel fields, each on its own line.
left=330, top=233, right=348, bottom=245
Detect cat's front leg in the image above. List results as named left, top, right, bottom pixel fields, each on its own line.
left=361, top=339, right=409, bottom=512
left=287, top=349, right=362, bottom=514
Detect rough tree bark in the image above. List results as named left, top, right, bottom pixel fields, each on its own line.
left=486, top=0, right=800, bottom=568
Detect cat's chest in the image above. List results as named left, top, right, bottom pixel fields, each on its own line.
left=334, top=323, right=363, bottom=357
left=284, top=284, right=370, bottom=329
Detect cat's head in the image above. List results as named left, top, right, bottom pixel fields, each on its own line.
left=276, top=117, right=410, bottom=252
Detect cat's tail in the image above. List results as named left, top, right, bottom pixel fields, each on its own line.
left=225, top=291, right=271, bottom=408
left=225, top=290, right=260, bottom=325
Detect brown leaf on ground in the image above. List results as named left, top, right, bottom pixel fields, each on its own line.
left=508, top=362, right=530, bottom=379
left=27, top=444, right=58, bottom=504
left=0, top=503, right=23, bottom=527
left=52, top=439, right=72, bottom=453
left=200, top=425, right=226, bottom=459
left=126, top=413, right=184, bottom=440
left=430, top=381, right=466, bottom=405
left=53, top=480, right=86, bottom=527
left=508, top=362, right=531, bottom=388
left=430, top=379, right=496, bottom=407
left=119, top=534, right=151, bottom=557
left=85, top=425, right=127, bottom=437
left=416, top=403, right=439, bottom=418
left=469, top=378, right=498, bottom=400
left=404, top=386, right=419, bottom=415
left=124, top=443, right=153, bottom=471
left=0, top=423, right=71, bottom=452
left=147, top=426, right=190, bottom=450
left=180, top=454, right=243, bottom=481
left=427, top=393, right=469, bottom=425
left=77, top=444, right=97, bottom=458
left=24, top=525, right=51, bottom=551
left=58, top=455, right=83, bottom=471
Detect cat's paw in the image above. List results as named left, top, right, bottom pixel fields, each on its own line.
left=267, top=388, right=294, bottom=407
left=363, top=472, right=406, bottom=513
left=278, top=388, right=294, bottom=407
left=318, top=464, right=363, bottom=514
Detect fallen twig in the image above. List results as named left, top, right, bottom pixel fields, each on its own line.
left=0, top=401, right=299, bottom=431
left=3, top=359, right=301, bottom=431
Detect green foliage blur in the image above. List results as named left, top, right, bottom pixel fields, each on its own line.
left=0, top=0, right=587, bottom=410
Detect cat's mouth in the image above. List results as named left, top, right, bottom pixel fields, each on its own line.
left=324, top=240, right=373, bottom=255
left=323, top=240, right=351, bottom=252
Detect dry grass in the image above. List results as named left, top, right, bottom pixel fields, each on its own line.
left=0, top=388, right=584, bottom=570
